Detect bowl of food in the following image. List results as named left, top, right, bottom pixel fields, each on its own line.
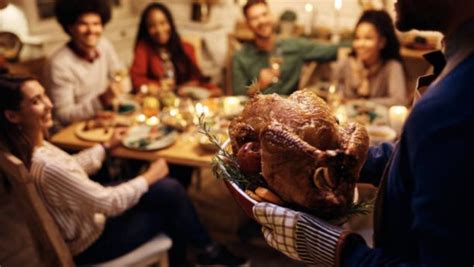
left=207, top=89, right=372, bottom=223
left=218, top=139, right=359, bottom=223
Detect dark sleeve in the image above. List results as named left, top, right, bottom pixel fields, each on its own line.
left=301, top=39, right=338, bottom=63
left=232, top=53, right=251, bottom=96
left=358, top=142, right=394, bottom=186
left=343, top=122, right=474, bottom=266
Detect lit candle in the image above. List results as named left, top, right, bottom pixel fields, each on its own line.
left=332, top=0, right=343, bottom=43
left=388, top=106, right=408, bottom=135
left=334, top=106, right=348, bottom=125
left=135, top=113, right=147, bottom=124
left=223, top=97, right=241, bottom=117
left=304, top=3, right=314, bottom=36
left=195, top=103, right=210, bottom=117
left=146, top=115, right=159, bottom=126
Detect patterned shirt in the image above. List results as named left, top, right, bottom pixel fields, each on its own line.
left=30, top=142, right=148, bottom=255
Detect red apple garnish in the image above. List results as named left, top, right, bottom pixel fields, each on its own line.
left=237, top=142, right=261, bottom=175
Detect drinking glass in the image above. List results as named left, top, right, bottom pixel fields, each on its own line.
left=269, top=47, right=283, bottom=83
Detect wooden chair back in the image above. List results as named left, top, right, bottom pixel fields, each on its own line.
left=0, top=151, right=74, bottom=267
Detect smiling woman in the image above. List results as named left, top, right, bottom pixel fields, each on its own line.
left=0, top=74, right=248, bottom=266
left=130, top=2, right=222, bottom=97
left=334, top=9, right=407, bottom=106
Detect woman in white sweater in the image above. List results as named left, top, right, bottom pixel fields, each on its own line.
left=0, top=74, right=247, bottom=266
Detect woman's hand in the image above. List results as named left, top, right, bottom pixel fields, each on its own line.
left=104, top=127, right=127, bottom=149
left=142, top=158, right=169, bottom=185
left=102, top=127, right=127, bottom=151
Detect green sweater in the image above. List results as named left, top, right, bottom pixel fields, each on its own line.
left=232, top=38, right=338, bottom=95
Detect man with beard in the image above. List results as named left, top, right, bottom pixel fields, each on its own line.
left=251, top=0, right=474, bottom=266
left=43, top=0, right=129, bottom=127
left=232, top=0, right=338, bottom=96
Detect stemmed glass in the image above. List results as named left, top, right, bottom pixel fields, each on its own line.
left=108, top=68, right=128, bottom=112
left=160, top=50, right=176, bottom=91
left=269, top=47, right=283, bottom=83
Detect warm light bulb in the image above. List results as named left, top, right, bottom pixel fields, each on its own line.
left=304, top=3, right=314, bottom=12
left=335, top=0, right=343, bottom=10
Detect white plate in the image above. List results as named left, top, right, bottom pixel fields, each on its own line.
left=345, top=100, right=389, bottom=125
left=180, top=86, right=211, bottom=100
left=366, top=125, right=397, bottom=145
left=122, top=125, right=178, bottom=150
left=75, top=121, right=114, bottom=142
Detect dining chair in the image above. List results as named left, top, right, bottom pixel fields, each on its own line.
left=0, top=150, right=172, bottom=267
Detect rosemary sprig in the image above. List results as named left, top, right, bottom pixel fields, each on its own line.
left=197, top=114, right=265, bottom=189
left=329, top=198, right=374, bottom=224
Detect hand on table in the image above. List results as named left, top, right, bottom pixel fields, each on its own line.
left=142, top=158, right=169, bottom=185
left=99, top=81, right=124, bottom=108
left=101, top=127, right=127, bottom=152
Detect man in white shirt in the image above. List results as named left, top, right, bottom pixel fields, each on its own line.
left=43, top=0, right=130, bottom=126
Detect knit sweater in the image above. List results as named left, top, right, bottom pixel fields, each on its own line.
left=30, top=142, right=148, bottom=255
left=43, top=38, right=125, bottom=126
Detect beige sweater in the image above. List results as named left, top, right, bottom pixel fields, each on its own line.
left=336, top=57, right=407, bottom=106
left=30, top=142, right=148, bottom=255
left=43, top=38, right=125, bottom=126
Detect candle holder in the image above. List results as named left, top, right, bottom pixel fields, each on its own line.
left=332, top=0, right=343, bottom=43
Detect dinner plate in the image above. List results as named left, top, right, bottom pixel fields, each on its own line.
left=75, top=121, right=114, bottom=142
left=345, top=100, right=389, bottom=125
left=366, top=125, right=397, bottom=145
left=180, top=86, right=211, bottom=100
left=122, top=124, right=178, bottom=151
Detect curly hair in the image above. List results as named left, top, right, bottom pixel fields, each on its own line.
left=135, top=2, right=203, bottom=85
left=354, top=10, right=402, bottom=62
left=54, top=0, right=112, bottom=35
left=0, top=74, right=37, bottom=168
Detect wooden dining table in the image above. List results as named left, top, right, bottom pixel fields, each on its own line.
left=50, top=123, right=215, bottom=168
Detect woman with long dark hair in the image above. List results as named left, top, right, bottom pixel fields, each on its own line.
left=0, top=75, right=246, bottom=266
left=130, top=2, right=221, bottom=97
left=336, top=10, right=407, bottom=106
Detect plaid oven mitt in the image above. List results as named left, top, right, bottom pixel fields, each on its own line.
left=253, top=202, right=365, bottom=266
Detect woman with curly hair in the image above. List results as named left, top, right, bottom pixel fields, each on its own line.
left=336, top=10, right=407, bottom=106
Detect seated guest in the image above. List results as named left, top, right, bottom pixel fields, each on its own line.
left=43, top=0, right=130, bottom=126
left=130, top=2, right=221, bottom=97
left=232, top=0, right=338, bottom=96
left=0, top=74, right=248, bottom=267
left=335, top=10, right=407, bottom=106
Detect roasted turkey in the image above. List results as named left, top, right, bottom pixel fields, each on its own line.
left=229, top=89, right=369, bottom=218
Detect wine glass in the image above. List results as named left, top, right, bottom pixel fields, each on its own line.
left=161, top=68, right=176, bottom=91
left=108, top=68, right=128, bottom=112
left=269, top=47, right=283, bottom=83
left=159, top=50, right=176, bottom=91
